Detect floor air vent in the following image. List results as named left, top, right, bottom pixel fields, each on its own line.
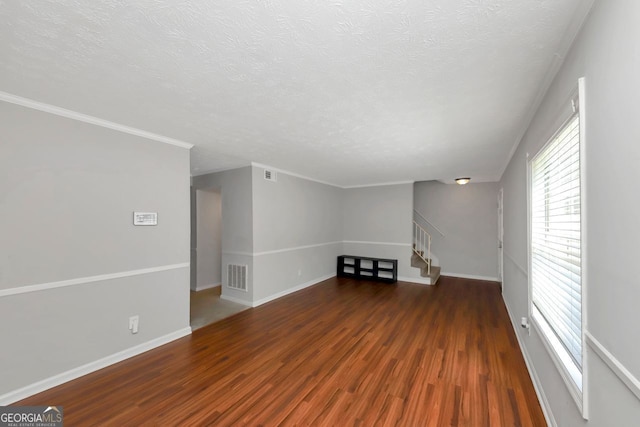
left=227, top=264, right=248, bottom=291
left=264, top=169, right=277, bottom=182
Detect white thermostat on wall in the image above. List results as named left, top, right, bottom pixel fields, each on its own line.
left=133, top=212, right=158, bottom=226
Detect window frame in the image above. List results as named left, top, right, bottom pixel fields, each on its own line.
left=526, top=78, right=588, bottom=419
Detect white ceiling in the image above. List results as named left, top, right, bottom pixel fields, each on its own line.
left=0, top=0, right=588, bottom=187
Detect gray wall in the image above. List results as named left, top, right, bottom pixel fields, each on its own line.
left=194, top=166, right=343, bottom=305
left=342, top=183, right=422, bottom=282
left=414, top=181, right=499, bottom=280
left=193, top=169, right=430, bottom=304
left=0, top=101, right=191, bottom=399
left=195, top=189, right=222, bottom=290
left=251, top=166, right=343, bottom=302
left=500, top=0, right=640, bottom=424
left=192, top=167, right=254, bottom=304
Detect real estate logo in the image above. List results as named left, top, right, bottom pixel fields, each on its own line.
left=0, top=406, right=63, bottom=427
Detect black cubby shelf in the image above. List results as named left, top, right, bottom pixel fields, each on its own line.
left=337, top=255, right=398, bottom=284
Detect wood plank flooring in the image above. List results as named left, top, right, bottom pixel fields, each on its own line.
left=17, top=276, right=545, bottom=426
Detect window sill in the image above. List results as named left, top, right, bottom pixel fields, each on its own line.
left=531, top=309, right=587, bottom=419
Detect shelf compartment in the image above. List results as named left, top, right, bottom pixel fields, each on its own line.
left=337, top=255, right=398, bottom=283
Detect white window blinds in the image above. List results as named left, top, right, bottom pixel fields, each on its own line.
left=531, top=112, right=582, bottom=369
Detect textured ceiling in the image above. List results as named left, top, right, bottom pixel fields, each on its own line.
left=0, top=0, right=585, bottom=186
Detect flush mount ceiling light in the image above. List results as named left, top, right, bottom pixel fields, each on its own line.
left=455, top=177, right=471, bottom=185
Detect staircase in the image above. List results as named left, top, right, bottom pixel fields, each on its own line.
left=412, top=221, right=441, bottom=285
left=411, top=251, right=441, bottom=284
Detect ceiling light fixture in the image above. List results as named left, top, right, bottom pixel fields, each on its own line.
left=455, top=177, right=471, bottom=185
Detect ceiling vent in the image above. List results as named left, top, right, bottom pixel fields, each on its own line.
left=264, top=169, right=277, bottom=182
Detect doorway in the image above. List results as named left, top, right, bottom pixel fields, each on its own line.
left=498, top=188, right=504, bottom=290
left=193, top=188, right=222, bottom=292
left=190, top=187, right=248, bottom=330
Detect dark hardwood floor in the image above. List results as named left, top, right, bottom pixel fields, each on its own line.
left=17, top=276, right=545, bottom=426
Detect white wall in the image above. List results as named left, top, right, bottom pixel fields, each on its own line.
left=414, top=181, right=499, bottom=280
left=195, top=189, right=222, bottom=291
left=192, top=167, right=254, bottom=304
left=342, top=183, right=422, bottom=282
left=500, top=0, right=640, bottom=424
left=251, top=166, right=343, bottom=303
left=0, top=101, right=191, bottom=402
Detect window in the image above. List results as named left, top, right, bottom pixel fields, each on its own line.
left=529, top=83, right=585, bottom=415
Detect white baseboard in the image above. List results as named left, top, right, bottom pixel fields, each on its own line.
left=398, top=276, right=433, bottom=285
left=441, top=272, right=500, bottom=282
left=0, top=327, right=192, bottom=405
left=219, top=294, right=253, bottom=306
left=251, top=274, right=336, bottom=307
left=504, top=300, right=556, bottom=427
left=195, top=283, right=221, bottom=292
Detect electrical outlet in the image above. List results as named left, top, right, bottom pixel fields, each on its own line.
left=298, top=269, right=302, bottom=277
left=520, top=316, right=530, bottom=335
left=129, top=315, right=139, bottom=334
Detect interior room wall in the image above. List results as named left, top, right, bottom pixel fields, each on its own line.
left=195, top=189, right=222, bottom=291
left=0, top=101, right=191, bottom=403
left=251, top=166, right=343, bottom=304
left=342, top=183, right=423, bottom=282
left=500, top=0, right=640, bottom=424
left=413, top=181, right=499, bottom=280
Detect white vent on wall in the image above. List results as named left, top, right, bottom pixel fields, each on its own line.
left=264, top=169, right=277, bottom=182
left=227, top=264, right=248, bottom=291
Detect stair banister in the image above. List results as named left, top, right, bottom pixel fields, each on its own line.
left=413, top=209, right=445, bottom=237
left=412, top=221, right=431, bottom=276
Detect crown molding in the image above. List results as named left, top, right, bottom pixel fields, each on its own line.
left=250, top=162, right=342, bottom=188
left=0, top=91, right=193, bottom=150
left=192, top=164, right=252, bottom=177
left=497, top=0, right=596, bottom=181
left=251, top=162, right=419, bottom=189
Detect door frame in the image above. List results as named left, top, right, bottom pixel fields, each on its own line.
left=498, top=188, right=504, bottom=290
